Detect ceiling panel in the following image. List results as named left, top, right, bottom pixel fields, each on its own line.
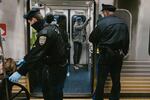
left=32, top=0, right=94, bottom=7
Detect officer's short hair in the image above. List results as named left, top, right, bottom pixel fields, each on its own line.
left=33, top=13, right=43, bottom=21
left=101, top=4, right=116, bottom=12
left=45, top=13, right=54, bottom=24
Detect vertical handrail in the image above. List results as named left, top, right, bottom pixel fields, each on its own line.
left=91, top=0, right=96, bottom=94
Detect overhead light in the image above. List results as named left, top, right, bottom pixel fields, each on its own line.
left=62, top=2, right=68, bottom=5
left=63, top=1, right=69, bottom=5
left=34, top=3, right=39, bottom=7
left=86, top=1, right=90, bottom=5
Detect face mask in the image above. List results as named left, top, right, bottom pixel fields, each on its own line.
left=31, top=19, right=45, bottom=32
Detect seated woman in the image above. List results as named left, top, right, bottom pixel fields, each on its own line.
left=0, top=58, right=30, bottom=100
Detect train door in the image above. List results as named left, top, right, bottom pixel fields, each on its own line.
left=49, top=9, right=93, bottom=97
left=62, top=9, right=92, bottom=97
left=52, top=10, right=68, bottom=33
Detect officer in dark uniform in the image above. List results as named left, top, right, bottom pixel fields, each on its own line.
left=89, top=4, right=129, bottom=100
left=9, top=8, right=67, bottom=100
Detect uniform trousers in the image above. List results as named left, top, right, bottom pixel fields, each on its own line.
left=93, top=49, right=123, bottom=100
left=41, top=64, right=67, bottom=100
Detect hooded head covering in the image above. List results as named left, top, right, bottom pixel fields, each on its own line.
left=76, top=17, right=82, bottom=22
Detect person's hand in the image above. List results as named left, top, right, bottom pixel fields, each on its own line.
left=87, top=17, right=91, bottom=22
left=16, top=58, right=25, bottom=67
left=83, top=35, right=86, bottom=42
left=9, top=72, right=22, bottom=83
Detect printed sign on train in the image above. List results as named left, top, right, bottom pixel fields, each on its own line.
left=0, top=23, right=7, bottom=37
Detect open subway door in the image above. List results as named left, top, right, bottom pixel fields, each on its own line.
left=65, top=10, right=92, bottom=97
left=29, top=0, right=96, bottom=97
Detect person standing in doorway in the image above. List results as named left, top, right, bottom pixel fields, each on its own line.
left=72, top=16, right=91, bottom=70
left=89, top=4, right=129, bottom=100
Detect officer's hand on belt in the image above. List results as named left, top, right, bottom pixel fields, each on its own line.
left=16, top=58, right=25, bottom=67
left=9, top=72, right=22, bottom=83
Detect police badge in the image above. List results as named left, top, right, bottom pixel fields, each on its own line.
left=39, top=36, right=47, bottom=46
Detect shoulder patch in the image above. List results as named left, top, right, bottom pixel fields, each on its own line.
left=54, top=28, right=60, bottom=34
left=39, top=36, right=47, bottom=46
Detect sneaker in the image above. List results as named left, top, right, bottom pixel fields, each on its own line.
left=76, top=64, right=83, bottom=68
left=73, top=65, right=79, bottom=70
left=67, top=72, right=70, bottom=77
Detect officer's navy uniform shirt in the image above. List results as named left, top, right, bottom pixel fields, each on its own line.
left=17, top=23, right=66, bottom=75
left=89, top=15, right=129, bottom=55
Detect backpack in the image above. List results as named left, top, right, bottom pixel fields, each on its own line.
left=59, top=28, right=70, bottom=58
left=47, top=24, right=69, bottom=61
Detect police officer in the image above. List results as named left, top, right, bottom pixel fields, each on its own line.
left=89, top=4, right=129, bottom=100
left=9, top=8, right=67, bottom=100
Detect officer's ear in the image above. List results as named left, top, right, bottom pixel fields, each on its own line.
left=27, top=18, right=33, bottom=24
left=102, top=10, right=109, bottom=17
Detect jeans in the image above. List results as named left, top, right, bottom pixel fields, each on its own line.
left=73, top=42, right=82, bottom=65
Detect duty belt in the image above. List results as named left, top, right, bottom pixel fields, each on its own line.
left=98, top=46, right=121, bottom=54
